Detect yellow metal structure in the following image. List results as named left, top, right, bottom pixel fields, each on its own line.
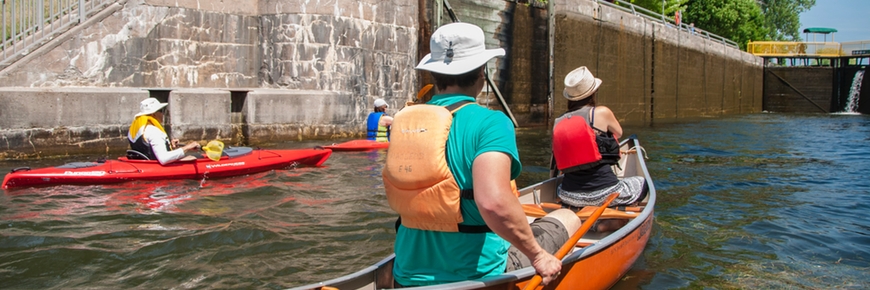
left=841, top=40, right=870, bottom=56
left=747, top=41, right=845, bottom=57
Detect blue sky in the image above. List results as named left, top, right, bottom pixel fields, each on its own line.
left=799, top=0, right=870, bottom=42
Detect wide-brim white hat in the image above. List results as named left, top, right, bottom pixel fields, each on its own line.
left=415, top=22, right=505, bottom=75
left=373, top=98, right=388, bottom=108
left=135, top=97, right=168, bottom=117
left=563, top=66, right=602, bottom=101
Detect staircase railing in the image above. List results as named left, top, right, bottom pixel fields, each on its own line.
left=1, top=0, right=117, bottom=70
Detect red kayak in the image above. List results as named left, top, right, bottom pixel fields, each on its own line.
left=2, top=147, right=332, bottom=189
left=321, top=139, right=389, bottom=151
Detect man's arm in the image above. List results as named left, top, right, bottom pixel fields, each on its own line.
left=144, top=126, right=186, bottom=165
left=472, top=151, right=562, bottom=285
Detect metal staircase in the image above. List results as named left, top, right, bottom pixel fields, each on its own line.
left=1, top=0, right=118, bottom=71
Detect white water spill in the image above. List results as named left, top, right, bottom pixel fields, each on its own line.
left=842, top=70, right=865, bottom=114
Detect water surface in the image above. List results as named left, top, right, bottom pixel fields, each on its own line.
left=1, top=113, right=868, bottom=289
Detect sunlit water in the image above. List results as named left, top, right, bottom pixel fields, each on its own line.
left=1, top=113, right=868, bottom=289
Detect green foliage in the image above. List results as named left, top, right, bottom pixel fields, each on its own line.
left=759, top=0, right=816, bottom=41
left=685, top=0, right=769, bottom=50
left=629, top=0, right=688, bottom=17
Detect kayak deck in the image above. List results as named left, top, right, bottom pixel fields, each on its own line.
left=322, top=139, right=389, bottom=151
left=2, top=147, right=332, bottom=189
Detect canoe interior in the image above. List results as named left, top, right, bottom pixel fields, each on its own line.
left=290, top=137, right=655, bottom=290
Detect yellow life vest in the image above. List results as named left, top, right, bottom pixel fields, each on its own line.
left=383, top=102, right=472, bottom=232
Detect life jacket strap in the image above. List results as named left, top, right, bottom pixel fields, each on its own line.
left=394, top=216, right=492, bottom=233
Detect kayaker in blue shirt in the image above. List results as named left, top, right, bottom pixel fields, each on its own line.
left=127, top=98, right=200, bottom=164
left=366, top=98, right=392, bottom=142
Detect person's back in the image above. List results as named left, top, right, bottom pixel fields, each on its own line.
left=553, top=67, right=646, bottom=209
left=385, top=22, right=577, bottom=287
left=128, top=98, right=200, bottom=164
left=389, top=96, right=519, bottom=284
left=366, top=99, right=392, bottom=142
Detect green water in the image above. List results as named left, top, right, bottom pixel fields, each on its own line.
left=1, top=113, right=868, bottom=289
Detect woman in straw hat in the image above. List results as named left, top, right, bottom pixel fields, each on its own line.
left=127, top=98, right=200, bottom=164
left=552, top=67, right=647, bottom=229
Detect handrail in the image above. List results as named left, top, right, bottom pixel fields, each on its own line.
left=1, top=0, right=118, bottom=70
left=596, top=0, right=739, bottom=49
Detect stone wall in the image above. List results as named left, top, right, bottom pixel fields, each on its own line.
left=763, top=67, right=833, bottom=113
left=552, top=0, right=764, bottom=126
left=0, top=0, right=417, bottom=158
left=0, top=0, right=768, bottom=158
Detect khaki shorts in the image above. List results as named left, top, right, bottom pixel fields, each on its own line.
left=505, top=217, right=569, bottom=272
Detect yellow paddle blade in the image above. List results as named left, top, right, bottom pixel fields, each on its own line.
left=202, top=140, right=224, bottom=161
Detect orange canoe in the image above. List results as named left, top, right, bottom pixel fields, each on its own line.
left=289, top=137, right=656, bottom=290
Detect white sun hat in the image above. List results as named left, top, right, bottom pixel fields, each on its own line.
left=135, top=98, right=169, bottom=117
left=373, top=98, right=388, bottom=108
left=563, top=66, right=602, bottom=101
left=415, top=22, right=505, bottom=75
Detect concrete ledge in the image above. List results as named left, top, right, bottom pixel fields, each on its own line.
left=0, top=87, right=374, bottom=158
left=0, top=87, right=148, bottom=129
left=0, top=87, right=147, bottom=158
left=168, top=89, right=233, bottom=142
left=244, top=89, right=361, bottom=144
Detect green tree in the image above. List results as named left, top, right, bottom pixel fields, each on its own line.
left=759, top=0, right=816, bottom=41
left=628, top=0, right=688, bottom=18
left=684, top=0, right=768, bottom=49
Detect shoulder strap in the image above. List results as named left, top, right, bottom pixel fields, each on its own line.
left=589, top=105, right=595, bottom=126
left=444, top=100, right=474, bottom=113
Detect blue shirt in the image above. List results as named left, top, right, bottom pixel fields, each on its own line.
left=392, top=94, right=522, bottom=286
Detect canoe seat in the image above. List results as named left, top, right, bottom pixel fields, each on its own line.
left=126, top=150, right=150, bottom=160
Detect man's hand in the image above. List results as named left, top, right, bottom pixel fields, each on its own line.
left=181, top=141, right=200, bottom=152
left=532, top=251, right=562, bottom=285
left=171, top=138, right=181, bottom=148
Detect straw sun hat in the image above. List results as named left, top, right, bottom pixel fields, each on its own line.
left=415, top=22, right=505, bottom=75
left=563, top=66, right=602, bottom=101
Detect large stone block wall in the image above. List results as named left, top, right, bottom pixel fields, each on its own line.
left=552, top=0, right=763, bottom=126
left=0, top=0, right=417, bottom=158
left=428, top=0, right=551, bottom=126
left=0, top=0, right=769, bottom=158
left=763, top=67, right=833, bottom=113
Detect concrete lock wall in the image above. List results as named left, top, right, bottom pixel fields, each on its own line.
left=552, top=0, right=763, bottom=125
left=763, top=67, right=834, bottom=113
left=0, top=0, right=767, bottom=158
left=0, top=87, right=149, bottom=158
left=0, top=0, right=417, bottom=158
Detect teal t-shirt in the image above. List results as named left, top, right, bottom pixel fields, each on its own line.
left=392, top=94, right=522, bottom=286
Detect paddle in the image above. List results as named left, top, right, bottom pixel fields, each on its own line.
left=201, top=140, right=225, bottom=161
left=522, top=192, right=620, bottom=290
left=417, top=84, right=434, bottom=101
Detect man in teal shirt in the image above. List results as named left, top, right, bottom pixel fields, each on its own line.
left=389, top=22, right=581, bottom=287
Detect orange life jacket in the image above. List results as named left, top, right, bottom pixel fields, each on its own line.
left=383, top=101, right=475, bottom=232
left=385, top=100, right=520, bottom=232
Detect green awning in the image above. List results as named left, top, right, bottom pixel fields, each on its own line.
left=803, top=27, right=838, bottom=34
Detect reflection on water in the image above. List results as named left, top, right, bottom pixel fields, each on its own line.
left=1, top=113, right=869, bottom=289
